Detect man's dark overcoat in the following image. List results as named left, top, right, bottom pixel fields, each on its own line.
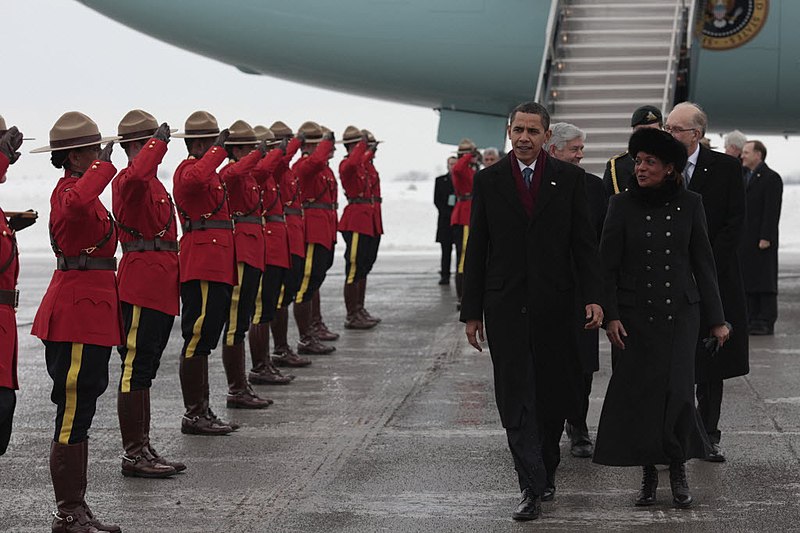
left=593, top=182, right=722, bottom=466
left=689, top=147, right=749, bottom=382
left=459, top=153, right=601, bottom=428
left=433, top=172, right=454, bottom=243
left=740, top=162, right=783, bottom=294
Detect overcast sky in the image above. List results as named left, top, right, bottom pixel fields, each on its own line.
left=5, top=0, right=800, bottom=182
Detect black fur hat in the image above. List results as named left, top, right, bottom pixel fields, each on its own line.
left=628, top=128, right=688, bottom=174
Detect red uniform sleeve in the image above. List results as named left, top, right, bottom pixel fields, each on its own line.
left=251, top=148, right=283, bottom=187
left=361, top=148, right=374, bottom=165
left=293, top=139, right=334, bottom=191
left=114, top=138, right=168, bottom=203
left=451, top=153, right=474, bottom=195
left=59, top=160, right=117, bottom=218
left=283, top=137, right=302, bottom=164
left=219, top=148, right=262, bottom=185
left=181, top=145, right=228, bottom=193
left=0, top=152, right=9, bottom=179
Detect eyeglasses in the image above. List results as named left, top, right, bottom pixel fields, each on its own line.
left=664, top=125, right=697, bottom=134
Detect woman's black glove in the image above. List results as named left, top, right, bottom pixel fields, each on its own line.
left=8, top=209, right=37, bottom=232
left=152, top=123, right=171, bottom=143
left=213, top=129, right=230, bottom=147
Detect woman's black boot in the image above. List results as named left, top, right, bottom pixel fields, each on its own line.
left=669, top=461, right=693, bottom=508
left=635, top=464, right=658, bottom=506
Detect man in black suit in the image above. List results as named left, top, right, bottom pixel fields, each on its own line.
left=666, top=102, right=749, bottom=463
left=460, top=102, right=603, bottom=521
left=740, top=140, right=783, bottom=335
left=434, top=156, right=457, bottom=285
left=545, top=122, right=608, bottom=461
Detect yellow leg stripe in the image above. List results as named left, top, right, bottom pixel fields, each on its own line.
left=226, top=263, right=246, bottom=346
left=296, top=243, right=315, bottom=304
left=458, top=225, right=469, bottom=274
left=252, top=269, right=264, bottom=325
left=346, top=233, right=360, bottom=285
left=58, top=343, right=84, bottom=445
left=185, top=281, right=209, bottom=358
left=120, top=306, right=141, bottom=393
left=276, top=283, right=286, bottom=309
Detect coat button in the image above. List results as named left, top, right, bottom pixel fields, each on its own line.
left=212, top=238, right=217, bottom=243
left=677, top=207, right=681, bottom=211
left=665, top=249, right=671, bottom=255
left=646, top=231, right=652, bottom=237
left=648, top=316, right=655, bottom=322
left=521, top=306, right=528, bottom=314
left=160, top=199, right=165, bottom=203
left=667, top=315, right=673, bottom=321
left=666, top=231, right=672, bottom=237
left=646, top=249, right=652, bottom=255
left=665, top=282, right=671, bottom=288
left=647, top=299, right=653, bottom=305
left=664, top=265, right=670, bottom=271
left=267, top=230, right=272, bottom=235
left=666, top=215, right=672, bottom=220
left=647, top=283, right=652, bottom=288
left=666, top=299, right=672, bottom=304
left=646, top=266, right=652, bottom=271
left=646, top=215, right=651, bottom=221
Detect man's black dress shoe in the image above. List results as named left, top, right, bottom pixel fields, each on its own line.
left=512, top=488, right=541, bottom=521
left=541, top=485, right=556, bottom=502
left=704, top=443, right=726, bottom=463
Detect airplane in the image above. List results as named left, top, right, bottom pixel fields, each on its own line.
left=77, top=0, right=798, bottom=171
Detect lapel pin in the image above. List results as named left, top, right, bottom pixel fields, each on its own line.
left=550, top=181, right=556, bottom=186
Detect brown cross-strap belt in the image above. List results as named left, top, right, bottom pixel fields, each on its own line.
left=56, top=256, right=117, bottom=271
left=0, top=289, right=18, bottom=308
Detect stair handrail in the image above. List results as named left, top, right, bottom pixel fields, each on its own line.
left=661, top=1, right=685, bottom=115
left=685, top=0, right=698, bottom=50
left=533, top=0, right=563, bottom=107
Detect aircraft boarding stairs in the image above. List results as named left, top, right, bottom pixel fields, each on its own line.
left=542, top=0, right=693, bottom=176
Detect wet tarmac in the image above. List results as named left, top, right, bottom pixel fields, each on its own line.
left=2, top=253, right=800, bottom=532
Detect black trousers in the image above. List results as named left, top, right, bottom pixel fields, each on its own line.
left=696, top=380, right=724, bottom=444
left=439, top=240, right=454, bottom=279
left=365, top=234, right=380, bottom=275
left=506, top=406, right=548, bottom=495
left=0, top=387, right=14, bottom=455
left=223, top=263, right=262, bottom=346
left=566, top=373, right=594, bottom=438
left=118, top=302, right=175, bottom=392
left=253, top=265, right=286, bottom=324
left=747, top=292, right=778, bottom=328
left=452, top=224, right=469, bottom=275
left=278, top=254, right=305, bottom=309
left=342, top=231, right=376, bottom=284
left=44, top=341, right=111, bottom=445
left=180, top=280, right=232, bottom=359
left=295, top=243, right=333, bottom=304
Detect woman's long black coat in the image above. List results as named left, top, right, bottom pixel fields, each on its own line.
left=593, top=184, right=724, bottom=466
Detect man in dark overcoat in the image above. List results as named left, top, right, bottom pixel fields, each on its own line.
left=433, top=156, right=457, bottom=285
left=666, top=102, right=749, bottom=462
left=740, top=140, right=783, bottom=335
left=460, top=102, right=603, bottom=521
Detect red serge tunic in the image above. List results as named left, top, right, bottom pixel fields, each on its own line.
left=31, top=162, right=124, bottom=347
left=293, top=140, right=336, bottom=251
left=363, top=154, right=384, bottom=235
left=173, top=146, right=237, bottom=285
left=276, top=138, right=305, bottom=259
left=112, top=138, right=180, bottom=316
left=449, top=153, right=475, bottom=227
left=252, top=149, right=291, bottom=269
left=219, top=149, right=265, bottom=271
left=0, top=154, right=19, bottom=389
left=338, top=141, right=376, bottom=236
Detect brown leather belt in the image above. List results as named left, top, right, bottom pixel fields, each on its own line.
left=266, top=215, right=286, bottom=223
left=232, top=215, right=263, bottom=225
left=347, top=197, right=374, bottom=205
left=456, top=194, right=472, bottom=201
left=57, top=256, right=117, bottom=271
left=0, top=289, right=18, bottom=308
left=181, top=219, right=234, bottom=232
left=302, top=202, right=337, bottom=210
left=283, top=207, right=303, bottom=216
left=372, top=197, right=382, bottom=204
left=121, top=239, right=179, bottom=253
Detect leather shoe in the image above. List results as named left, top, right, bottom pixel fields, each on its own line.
left=226, top=386, right=272, bottom=409
left=298, top=335, right=335, bottom=355
left=541, top=485, right=556, bottom=502
left=438, top=276, right=449, bottom=285
left=704, top=443, right=726, bottom=463
left=512, top=488, right=541, bottom=521
left=181, top=414, right=233, bottom=436
left=121, top=453, right=177, bottom=478
left=312, top=321, right=340, bottom=341
left=272, top=345, right=312, bottom=367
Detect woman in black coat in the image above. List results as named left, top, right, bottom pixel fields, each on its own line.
left=594, top=129, right=730, bottom=508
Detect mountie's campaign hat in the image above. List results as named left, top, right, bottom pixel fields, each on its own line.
left=630, top=105, right=663, bottom=128
left=270, top=121, right=293, bottom=140
left=173, top=111, right=221, bottom=139
left=117, top=109, right=175, bottom=143
left=342, top=125, right=363, bottom=145
left=224, top=120, right=259, bottom=145
left=0, top=115, right=6, bottom=135
left=297, top=121, right=324, bottom=143
left=361, top=129, right=382, bottom=144
left=456, top=138, right=477, bottom=155
left=30, top=111, right=119, bottom=153
left=254, top=125, right=276, bottom=143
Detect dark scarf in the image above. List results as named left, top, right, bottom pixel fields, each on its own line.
left=628, top=173, right=681, bottom=206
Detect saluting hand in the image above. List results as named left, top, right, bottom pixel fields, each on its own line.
left=257, top=139, right=269, bottom=156
left=465, top=319, right=485, bottom=352
left=322, top=131, right=335, bottom=143
left=98, top=141, right=114, bottom=162
left=0, top=126, right=24, bottom=164
left=278, top=137, right=289, bottom=154
left=152, top=122, right=171, bottom=144
left=606, top=319, right=627, bottom=350
left=584, top=303, right=604, bottom=330
left=213, top=128, right=230, bottom=147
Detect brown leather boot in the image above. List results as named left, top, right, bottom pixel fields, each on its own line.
left=141, top=389, right=186, bottom=473
left=51, top=440, right=120, bottom=533
left=222, top=344, right=272, bottom=409
left=311, top=291, right=339, bottom=340
left=118, top=390, right=176, bottom=478
left=180, top=356, right=233, bottom=435
left=295, top=300, right=335, bottom=354
left=248, top=322, right=294, bottom=384
left=272, top=344, right=312, bottom=367
left=344, top=283, right=376, bottom=329
left=359, top=278, right=381, bottom=323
